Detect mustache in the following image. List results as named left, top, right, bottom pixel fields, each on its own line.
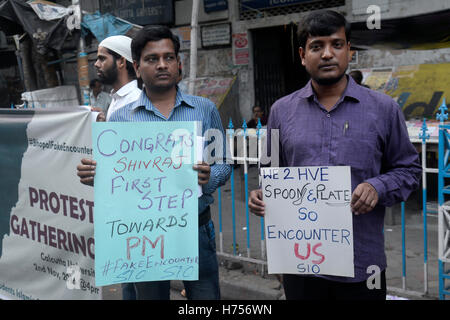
left=318, top=63, right=338, bottom=68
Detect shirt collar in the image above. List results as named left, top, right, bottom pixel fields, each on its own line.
left=342, top=75, right=364, bottom=102
left=176, top=89, right=196, bottom=108
left=111, top=80, right=138, bottom=98
left=297, top=75, right=362, bottom=102
left=131, top=86, right=196, bottom=112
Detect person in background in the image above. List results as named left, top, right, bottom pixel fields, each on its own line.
left=91, top=35, right=141, bottom=299
left=247, top=105, right=267, bottom=128
left=349, top=69, right=370, bottom=88
left=93, top=35, right=141, bottom=122
left=89, top=78, right=112, bottom=113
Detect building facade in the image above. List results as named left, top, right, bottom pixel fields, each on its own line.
left=81, top=0, right=450, bottom=120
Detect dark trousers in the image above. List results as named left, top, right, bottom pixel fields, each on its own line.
left=283, top=271, right=386, bottom=300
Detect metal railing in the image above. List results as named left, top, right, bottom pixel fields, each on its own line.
left=437, top=99, right=450, bottom=300
left=388, top=118, right=440, bottom=298
left=216, top=119, right=267, bottom=273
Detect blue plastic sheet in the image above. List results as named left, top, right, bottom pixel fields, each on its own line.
left=81, top=11, right=133, bottom=43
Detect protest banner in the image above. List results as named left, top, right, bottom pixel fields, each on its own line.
left=262, top=166, right=354, bottom=277
left=0, top=108, right=100, bottom=300
left=92, top=121, right=199, bottom=286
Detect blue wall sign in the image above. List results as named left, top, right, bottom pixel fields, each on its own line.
left=204, top=0, right=228, bottom=13
left=101, top=0, right=174, bottom=26
left=240, top=0, right=315, bottom=12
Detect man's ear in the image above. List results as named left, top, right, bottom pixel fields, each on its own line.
left=347, top=42, right=352, bottom=62
left=177, top=57, right=182, bottom=76
left=133, top=60, right=140, bottom=79
left=299, top=47, right=306, bottom=66
left=116, top=57, right=127, bottom=69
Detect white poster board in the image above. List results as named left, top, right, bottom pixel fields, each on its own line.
left=262, top=166, right=354, bottom=277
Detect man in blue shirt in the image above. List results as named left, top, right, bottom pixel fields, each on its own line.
left=77, top=26, right=231, bottom=299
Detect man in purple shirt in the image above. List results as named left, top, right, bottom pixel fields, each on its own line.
left=249, top=10, right=421, bottom=300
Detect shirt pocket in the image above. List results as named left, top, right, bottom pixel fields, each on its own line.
left=280, top=125, right=323, bottom=166
left=337, top=129, right=378, bottom=172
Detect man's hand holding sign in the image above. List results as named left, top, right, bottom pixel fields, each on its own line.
left=350, top=182, right=379, bottom=215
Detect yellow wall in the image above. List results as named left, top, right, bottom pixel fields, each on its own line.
left=359, top=63, right=450, bottom=120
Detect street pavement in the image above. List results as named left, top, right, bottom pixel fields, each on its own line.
left=102, top=165, right=444, bottom=300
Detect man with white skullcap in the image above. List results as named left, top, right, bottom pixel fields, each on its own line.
left=92, top=35, right=141, bottom=300
left=94, top=35, right=141, bottom=121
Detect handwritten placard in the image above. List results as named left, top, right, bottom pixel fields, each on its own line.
left=92, top=122, right=199, bottom=286
left=262, top=166, right=354, bottom=277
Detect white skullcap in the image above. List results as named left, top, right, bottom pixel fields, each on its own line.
left=99, top=35, right=133, bottom=62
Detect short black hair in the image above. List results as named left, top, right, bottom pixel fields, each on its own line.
left=297, top=10, right=351, bottom=49
left=252, top=105, right=263, bottom=112
left=106, top=48, right=137, bottom=80
left=89, top=78, right=101, bottom=88
left=131, top=25, right=180, bottom=64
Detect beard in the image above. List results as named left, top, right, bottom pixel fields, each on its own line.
left=146, top=75, right=178, bottom=93
left=98, top=64, right=118, bottom=85
left=148, top=82, right=177, bottom=92
left=305, top=63, right=347, bottom=86
left=312, top=71, right=346, bottom=86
